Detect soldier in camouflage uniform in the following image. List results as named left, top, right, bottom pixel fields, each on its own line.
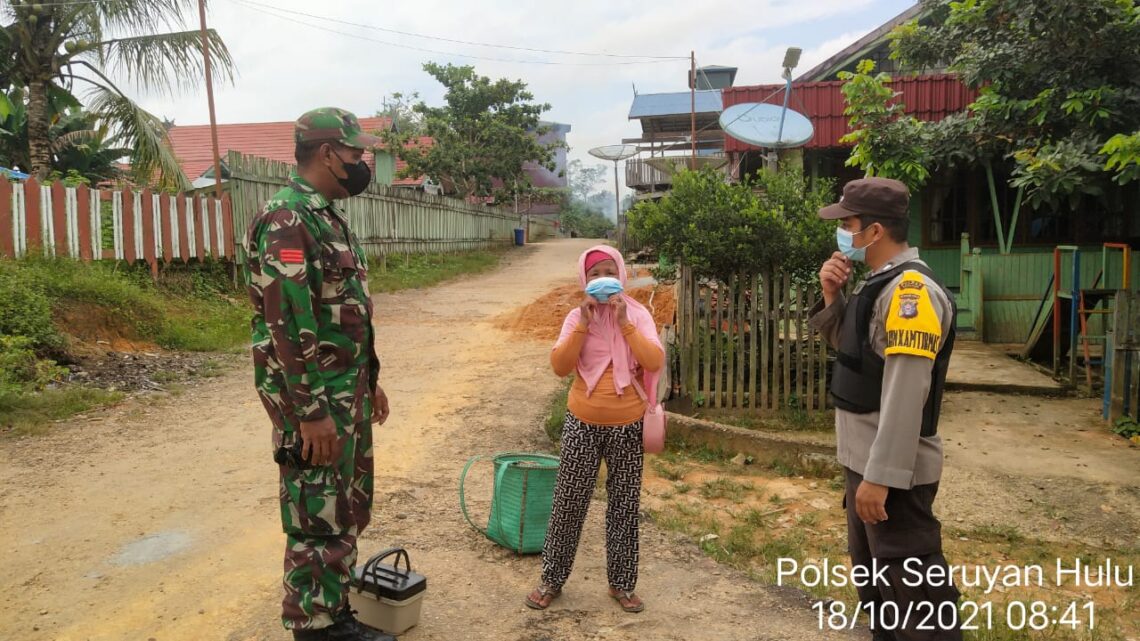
left=244, top=107, right=393, bottom=641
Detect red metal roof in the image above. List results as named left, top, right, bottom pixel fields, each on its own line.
left=721, top=74, right=977, bottom=152
left=166, top=116, right=394, bottom=179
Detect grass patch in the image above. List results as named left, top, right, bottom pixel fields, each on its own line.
left=652, top=459, right=689, bottom=481
left=368, top=250, right=505, bottom=293
left=1, top=257, right=250, bottom=354
left=0, top=387, right=124, bottom=436
left=698, top=477, right=753, bottom=501
left=701, top=408, right=834, bottom=433
left=661, top=438, right=735, bottom=463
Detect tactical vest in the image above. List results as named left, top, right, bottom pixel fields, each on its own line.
left=830, top=261, right=955, bottom=437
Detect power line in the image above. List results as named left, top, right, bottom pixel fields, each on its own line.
left=232, top=0, right=685, bottom=67
left=232, top=0, right=687, bottom=61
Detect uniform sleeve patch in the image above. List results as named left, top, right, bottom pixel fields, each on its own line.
left=885, top=270, right=942, bottom=360
left=279, top=249, right=305, bottom=264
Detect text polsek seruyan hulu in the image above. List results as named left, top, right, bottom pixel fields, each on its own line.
left=778, top=558, right=1134, bottom=594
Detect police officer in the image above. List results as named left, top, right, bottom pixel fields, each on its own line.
left=809, top=178, right=962, bottom=641
left=244, top=107, right=393, bottom=641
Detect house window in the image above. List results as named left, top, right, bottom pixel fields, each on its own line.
left=925, top=169, right=968, bottom=245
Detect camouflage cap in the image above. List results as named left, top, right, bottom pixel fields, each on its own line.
left=294, top=107, right=382, bottom=149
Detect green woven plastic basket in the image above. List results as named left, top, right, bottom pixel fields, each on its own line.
left=459, top=452, right=559, bottom=554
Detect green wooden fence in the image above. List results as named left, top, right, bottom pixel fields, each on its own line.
left=227, top=151, right=523, bottom=256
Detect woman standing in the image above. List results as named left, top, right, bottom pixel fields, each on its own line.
left=526, top=245, right=664, bottom=613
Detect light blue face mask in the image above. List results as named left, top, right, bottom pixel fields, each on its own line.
left=836, top=227, right=874, bottom=262
left=585, top=276, right=624, bottom=302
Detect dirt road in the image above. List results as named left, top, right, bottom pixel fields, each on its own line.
left=0, top=239, right=850, bottom=641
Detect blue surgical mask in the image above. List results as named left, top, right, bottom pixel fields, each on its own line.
left=585, top=276, right=624, bottom=302
left=836, top=227, right=873, bottom=262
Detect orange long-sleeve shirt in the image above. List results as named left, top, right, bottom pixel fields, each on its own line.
left=551, top=322, right=664, bottom=426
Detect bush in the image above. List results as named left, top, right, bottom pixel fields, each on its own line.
left=627, top=166, right=835, bottom=283
left=0, top=261, right=65, bottom=353
left=0, top=335, right=67, bottom=393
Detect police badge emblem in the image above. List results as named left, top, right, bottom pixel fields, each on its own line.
left=899, top=293, right=920, bottom=319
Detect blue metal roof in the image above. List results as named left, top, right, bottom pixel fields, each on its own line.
left=629, top=90, right=722, bottom=119
left=0, top=166, right=29, bottom=180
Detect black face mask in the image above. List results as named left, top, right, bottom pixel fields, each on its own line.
left=330, top=149, right=372, bottom=197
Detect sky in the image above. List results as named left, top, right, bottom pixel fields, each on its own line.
left=115, top=0, right=917, bottom=193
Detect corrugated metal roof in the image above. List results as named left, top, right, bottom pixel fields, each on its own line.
left=629, top=90, right=722, bottom=119
left=721, top=74, right=977, bottom=152
left=166, top=117, right=394, bottom=180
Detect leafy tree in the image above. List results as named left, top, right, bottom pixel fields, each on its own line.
left=386, top=63, right=563, bottom=198
left=559, top=199, right=614, bottom=238
left=838, top=60, right=931, bottom=191
left=0, top=0, right=235, bottom=189
left=889, top=0, right=1140, bottom=209
left=376, top=91, right=425, bottom=136
left=627, top=166, right=834, bottom=283
left=567, top=159, right=607, bottom=203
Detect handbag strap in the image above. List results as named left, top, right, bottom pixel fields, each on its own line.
left=629, top=376, right=657, bottom=407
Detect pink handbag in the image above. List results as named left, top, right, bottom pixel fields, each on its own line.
left=631, top=378, right=666, bottom=454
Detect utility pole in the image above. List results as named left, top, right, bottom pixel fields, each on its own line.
left=690, top=51, right=697, bottom=167
left=198, top=0, right=224, bottom=201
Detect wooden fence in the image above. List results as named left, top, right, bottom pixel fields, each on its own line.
left=0, top=177, right=232, bottom=276
left=675, top=265, right=830, bottom=411
left=228, top=151, right=522, bottom=256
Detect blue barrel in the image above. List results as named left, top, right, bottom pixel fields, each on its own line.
left=513, top=228, right=525, bottom=246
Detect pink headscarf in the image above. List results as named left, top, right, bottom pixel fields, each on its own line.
left=556, top=245, right=663, bottom=403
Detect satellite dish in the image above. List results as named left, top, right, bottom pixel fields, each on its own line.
left=588, top=145, right=639, bottom=161
left=720, top=103, right=814, bottom=149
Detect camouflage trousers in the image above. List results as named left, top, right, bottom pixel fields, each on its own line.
left=278, top=420, right=374, bottom=630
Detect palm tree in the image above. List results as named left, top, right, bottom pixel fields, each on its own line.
left=0, top=0, right=234, bottom=190
left=0, top=86, right=130, bottom=184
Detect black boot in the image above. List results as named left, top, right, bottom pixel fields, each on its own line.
left=292, top=627, right=331, bottom=641
left=328, top=608, right=397, bottom=641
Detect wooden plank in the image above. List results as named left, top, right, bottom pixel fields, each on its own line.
left=160, top=194, right=174, bottom=263
left=122, top=189, right=137, bottom=263
left=761, top=270, right=771, bottom=410
left=725, top=274, right=735, bottom=408
left=176, top=196, right=190, bottom=262
left=795, top=282, right=805, bottom=409
left=0, top=179, right=13, bottom=258
left=24, top=177, right=41, bottom=253
left=678, top=267, right=689, bottom=397
left=76, top=187, right=92, bottom=260
left=192, top=196, right=206, bottom=260
left=141, top=189, right=157, bottom=277
left=50, top=181, right=66, bottom=256
left=702, top=283, right=712, bottom=409
left=749, top=273, right=759, bottom=409
left=782, top=272, right=792, bottom=410
left=222, top=194, right=235, bottom=259
left=806, top=287, right=816, bottom=411
left=736, top=272, right=746, bottom=409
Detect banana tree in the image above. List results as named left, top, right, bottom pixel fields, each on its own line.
left=1, top=0, right=234, bottom=190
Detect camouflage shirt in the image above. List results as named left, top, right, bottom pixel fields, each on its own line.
left=244, top=174, right=379, bottom=431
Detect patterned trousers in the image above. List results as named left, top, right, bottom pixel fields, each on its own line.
left=278, top=420, right=374, bottom=630
left=541, top=412, right=644, bottom=592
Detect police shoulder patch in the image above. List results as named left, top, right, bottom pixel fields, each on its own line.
left=884, top=270, right=942, bottom=360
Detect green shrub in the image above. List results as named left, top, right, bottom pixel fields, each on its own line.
left=627, top=166, right=834, bottom=283
left=0, top=262, right=65, bottom=353
left=0, top=335, right=66, bottom=393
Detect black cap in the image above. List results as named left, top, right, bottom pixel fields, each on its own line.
left=818, top=177, right=910, bottom=220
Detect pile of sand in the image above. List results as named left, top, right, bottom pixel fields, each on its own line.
left=497, top=283, right=676, bottom=342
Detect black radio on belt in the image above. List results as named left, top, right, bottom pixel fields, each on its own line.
left=274, top=438, right=312, bottom=469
